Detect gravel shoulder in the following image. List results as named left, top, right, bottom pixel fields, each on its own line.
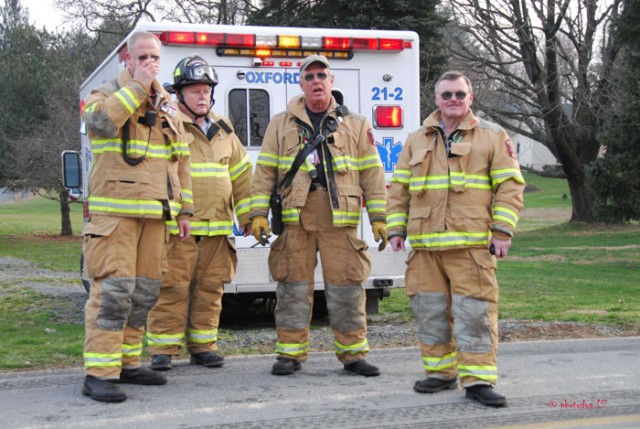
left=2, top=256, right=638, bottom=360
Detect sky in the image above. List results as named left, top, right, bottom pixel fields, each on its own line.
left=17, top=0, right=67, bottom=31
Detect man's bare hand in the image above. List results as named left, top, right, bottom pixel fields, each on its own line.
left=177, top=219, right=191, bottom=241
left=389, top=236, right=406, bottom=252
left=489, top=237, right=511, bottom=258
left=133, top=57, right=160, bottom=89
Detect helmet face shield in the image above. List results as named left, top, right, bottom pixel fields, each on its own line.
left=186, top=64, right=218, bottom=85
left=167, top=55, right=218, bottom=92
left=169, top=55, right=218, bottom=117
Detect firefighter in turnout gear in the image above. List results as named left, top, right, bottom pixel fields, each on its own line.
left=250, top=55, right=388, bottom=377
left=81, top=31, right=193, bottom=403
left=146, top=55, right=253, bottom=370
left=387, top=71, right=525, bottom=407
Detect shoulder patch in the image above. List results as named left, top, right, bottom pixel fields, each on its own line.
left=367, top=128, right=375, bottom=145
left=505, top=138, right=517, bottom=159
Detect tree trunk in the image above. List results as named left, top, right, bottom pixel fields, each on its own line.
left=60, top=189, right=73, bottom=236
left=567, top=172, right=596, bottom=222
left=551, top=125, right=596, bottom=222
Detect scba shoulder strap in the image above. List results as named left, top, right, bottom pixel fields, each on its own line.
left=206, top=119, right=233, bottom=140
left=278, top=106, right=349, bottom=191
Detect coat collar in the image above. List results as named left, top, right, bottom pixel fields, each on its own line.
left=422, top=109, right=479, bottom=134
left=287, top=94, right=339, bottom=127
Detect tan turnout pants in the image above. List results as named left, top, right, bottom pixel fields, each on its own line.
left=147, top=234, right=237, bottom=356
left=268, top=190, right=371, bottom=364
left=405, top=247, right=499, bottom=387
left=83, top=215, right=166, bottom=379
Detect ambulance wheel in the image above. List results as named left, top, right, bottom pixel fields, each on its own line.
left=312, top=292, right=328, bottom=319
left=365, top=290, right=381, bottom=314
left=80, top=254, right=91, bottom=294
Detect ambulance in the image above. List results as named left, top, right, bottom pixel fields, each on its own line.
left=62, top=21, right=421, bottom=315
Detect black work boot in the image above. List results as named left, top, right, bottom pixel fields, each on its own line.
left=190, top=351, right=224, bottom=368
left=271, top=357, right=301, bottom=375
left=465, top=385, right=507, bottom=407
left=343, top=360, right=381, bottom=377
left=150, top=354, right=172, bottom=371
left=119, top=367, right=167, bottom=385
left=414, top=377, right=458, bottom=393
left=82, top=375, right=126, bottom=403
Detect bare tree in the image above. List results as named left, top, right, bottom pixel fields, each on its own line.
left=443, top=0, right=623, bottom=222
left=2, top=22, right=98, bottom=236
left=5, top=90, right=80, bottom=236
left=54, top=0, right=256, bottom=37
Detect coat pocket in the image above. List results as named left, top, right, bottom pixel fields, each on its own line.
left=327, top=133, right=352, bottom=173
left=404, top=250, right=420, bottom=296
left=104, top=169, right=151, bottom=200
left=406, top=206, right=431, bottom=237
left=346, top=234, right=371, bottom=285
left=338, top=185, right=363, bottom=224
left=408, top=149, right=431, bottom=195
left=82, top=216, right=121, bottom=279
left=267, top=232, right=289, bottom=282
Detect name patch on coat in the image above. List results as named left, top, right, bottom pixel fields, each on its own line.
left=161, top=103, right=178, bottom=117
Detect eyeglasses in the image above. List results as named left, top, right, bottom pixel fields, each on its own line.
left=137, top=55, right=160, bottom=62
left=440, top=91, right=468, bottom=100
left=303, top=72, right=329, bottom=82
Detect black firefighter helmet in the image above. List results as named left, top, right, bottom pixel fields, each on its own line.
left=166, top=55, right=218, bottom=118
left=166, top=54, right=218, bottom=91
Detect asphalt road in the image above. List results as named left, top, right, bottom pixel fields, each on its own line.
left=1, top=337, right=639, bottom=428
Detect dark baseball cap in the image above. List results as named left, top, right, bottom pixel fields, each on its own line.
left=299, top=55, right=331, bottom=73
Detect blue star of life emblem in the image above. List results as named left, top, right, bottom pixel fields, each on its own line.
left=376, top=137, right=402, bottom=172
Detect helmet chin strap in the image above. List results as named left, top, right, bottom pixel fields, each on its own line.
left=177, top=87, right=215, bottom=120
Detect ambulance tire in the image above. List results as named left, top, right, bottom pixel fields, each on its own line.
left=80, top=254, right=91, bottom=294
left=312, top=292, right=328, bottom=319
left=365, top=289, right=381, bottom=314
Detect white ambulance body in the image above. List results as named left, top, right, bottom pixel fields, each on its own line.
left=69, top=21, right=420, bottom=313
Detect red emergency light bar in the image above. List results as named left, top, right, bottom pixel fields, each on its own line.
left=158, top=31, right=409, bottom=53
left=160, top=32, right=256, bottom=47
left=324, top=37, right=351, bottom=50
left=161, top=31, right=196, bottom=44
left=380, top=38, right=406, bottom=51
left=353, top=38, right=379, bottom=50
left=226, top=33, right=256, bottom=47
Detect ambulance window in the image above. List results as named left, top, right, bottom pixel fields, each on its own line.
left=228, top=89, right=270, bottom=147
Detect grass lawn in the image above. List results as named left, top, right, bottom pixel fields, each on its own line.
left=0, top=196, right=83, bottom=271
left=380, top=172, right=640, bottom=328
left=1, top=173, right=639, bottom=370
left=0, top=196, right=85, bottom=370
left=0, top=288, right=84, bottom=370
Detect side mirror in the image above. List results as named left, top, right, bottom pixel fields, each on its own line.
left=62, top=151, right=82, bottom=196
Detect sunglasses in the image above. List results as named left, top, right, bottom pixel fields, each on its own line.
left=137, top=55, right=160, bottom=62
left=303, top=71, right=329, bottom=82
left=440, top=91, right=468, bottom=100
